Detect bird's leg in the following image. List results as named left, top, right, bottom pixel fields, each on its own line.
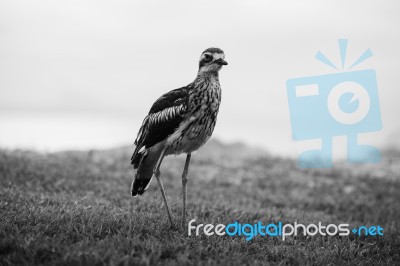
left=153, top=147, right=174, bottom=227
left=181, top=153, right=191, bottom=228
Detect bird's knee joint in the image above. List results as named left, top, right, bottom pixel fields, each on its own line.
left=182, top=176, right=188, bottom=184
left=153, top=168, right=160, bottom=176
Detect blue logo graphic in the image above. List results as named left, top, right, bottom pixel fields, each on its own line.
left=188, top=219, right=384, bottom=241
left=286, top=39, right=382, bottom=168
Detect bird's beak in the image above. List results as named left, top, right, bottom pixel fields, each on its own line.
left=215, top=58, right=228, bottom=65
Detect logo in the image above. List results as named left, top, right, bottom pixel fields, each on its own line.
left=286, top=39, right=382, bottom=168
left=188, top=220, right=384, bottom=241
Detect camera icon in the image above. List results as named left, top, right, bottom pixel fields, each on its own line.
left=286, top=40, right=382, bottom=168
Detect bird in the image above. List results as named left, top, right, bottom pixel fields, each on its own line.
left=130, top=47, right=227, bottom=227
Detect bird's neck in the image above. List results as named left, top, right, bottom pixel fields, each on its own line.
left=195, top=71, right=219, bottom=83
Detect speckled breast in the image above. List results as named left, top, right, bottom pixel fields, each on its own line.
left=167, top=75, right=221, bottom=155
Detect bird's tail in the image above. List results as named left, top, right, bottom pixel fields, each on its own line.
left=131, top=142, right=165, bottom=197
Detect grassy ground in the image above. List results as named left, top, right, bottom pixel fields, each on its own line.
left=1, top=139, right=400, bottom=265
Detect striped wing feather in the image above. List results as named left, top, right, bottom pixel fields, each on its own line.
left=131, top=86, right=190, bottom=167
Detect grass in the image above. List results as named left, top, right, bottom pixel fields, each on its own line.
left=1, top=139, right=400, bottom=265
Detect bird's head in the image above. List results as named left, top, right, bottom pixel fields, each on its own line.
left=198, top=48, right=228, bottom=75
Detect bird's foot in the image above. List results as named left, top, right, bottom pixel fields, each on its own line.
left=181, top=211, right=187, bottom=229
left=169, top=223, right=181, bottom=231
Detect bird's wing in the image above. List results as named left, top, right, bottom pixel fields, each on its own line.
left=131, top=86, right=190, bottom=165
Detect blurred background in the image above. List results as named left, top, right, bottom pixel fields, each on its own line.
left=1, top=0, right=399, bottom=157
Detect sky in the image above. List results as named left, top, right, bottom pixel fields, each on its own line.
left=0, top=0, right=399, bottom=157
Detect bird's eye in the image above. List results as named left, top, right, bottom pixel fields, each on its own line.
left=204, top=54, right=212, bottom=62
